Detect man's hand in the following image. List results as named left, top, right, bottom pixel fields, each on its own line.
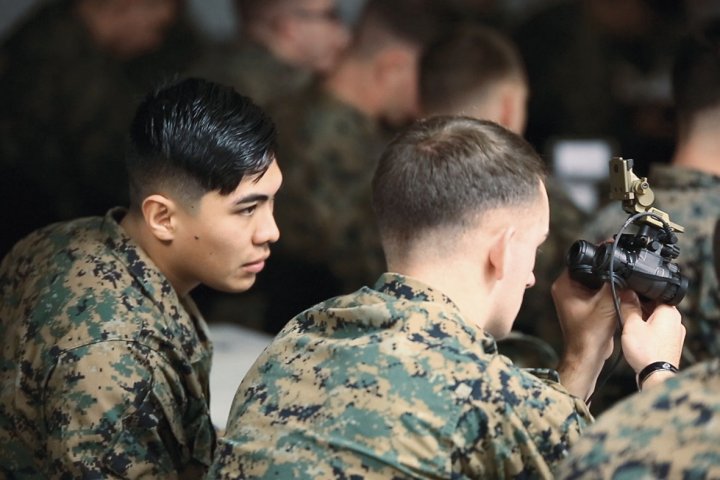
left=551, top=270, right=618, bottom=401
left=620, top=291, right=685, bottom=389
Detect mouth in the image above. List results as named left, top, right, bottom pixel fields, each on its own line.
left=243, top=255, right=269, bottom=274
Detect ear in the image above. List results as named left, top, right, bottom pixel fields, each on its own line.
left=498, top=90, right=514, bottom=131
left=141, top=194, right=178, bottom=242
left=499, top=82, right=528, bottom=135
left=487, top=226, right=515, bottom=281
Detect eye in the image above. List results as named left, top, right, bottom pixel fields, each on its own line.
left=238, top=204, right=257, bottom=216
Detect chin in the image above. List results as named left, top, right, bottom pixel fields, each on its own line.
left=211, top=275, right=257, bottom=294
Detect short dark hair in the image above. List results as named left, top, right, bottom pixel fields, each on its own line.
left=672, top=19, right=720, bottom=131
left=126, top=77, right=276, bottom=208
left=234, top=0, right=291, bottom=24
left=351, top=0, right=448, bottom=58
left=372, top=116, right=546, bottom=247
left=420, top=26, right=526, bottom=114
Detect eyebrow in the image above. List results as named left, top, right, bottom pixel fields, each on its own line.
left=233, top=193, right=270, bottom=205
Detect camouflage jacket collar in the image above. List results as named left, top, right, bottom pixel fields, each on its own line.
left=238, top=40, right=312, bottom=81
left=317, top=86, right=380, bottom=135
left=373, top=272, right=498, bottom=354
left=650, top=164, right=720, bottom=190
left=100, top=207, right=186, bottom=314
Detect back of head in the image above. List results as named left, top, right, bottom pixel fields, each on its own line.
left=372, top=116, right=546, bottom=253
left=350, top=0, right=448, bottom=58
left=126, top=77, right=277, bottom=210
left=420, top=25, right=526, bottom=115
left=672, top=18, right=720, bottom=135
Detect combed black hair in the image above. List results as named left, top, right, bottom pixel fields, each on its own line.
left=126, top=77, right=277, bottom=207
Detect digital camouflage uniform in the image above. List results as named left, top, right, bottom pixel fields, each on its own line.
left=556, top=358, right=720, bottom=479
left=582, top=164, right=720, bottom=412
left=268, top=85, right=388, bottom=291
left=190, top=40, right=313, bottom=107
left=0, top=209, right=215, bottom=479
left=247, top=85, right=389, bottom=333
left=209, top=273, right=592, bottom=479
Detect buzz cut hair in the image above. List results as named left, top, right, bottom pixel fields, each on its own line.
left=372, top=116, right=546, bottom=251
left=420, top=25, right=527, bottom=115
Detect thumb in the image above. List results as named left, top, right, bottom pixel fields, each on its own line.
left=618, top=290, right=642, bottom=326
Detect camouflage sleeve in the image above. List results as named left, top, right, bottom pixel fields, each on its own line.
left=42, top=341, right=210, bottom=479
left=452, top=359, right=592, bottom=478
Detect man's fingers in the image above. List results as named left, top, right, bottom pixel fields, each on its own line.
left=618, top=290, right=642, bottom=325
left=646, top=304, right=682, bottom=327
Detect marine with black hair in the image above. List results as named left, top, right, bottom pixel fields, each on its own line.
left=0, top=77, right=282, bottom=478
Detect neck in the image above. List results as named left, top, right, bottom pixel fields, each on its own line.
left=673, top=127, right=720, bottom=177
left=322, top=58, right=381, bottom=119
left=388, top=252, right=492, bottom=331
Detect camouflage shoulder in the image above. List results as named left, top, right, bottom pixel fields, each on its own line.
left=555, top=358, right=720, bottom=479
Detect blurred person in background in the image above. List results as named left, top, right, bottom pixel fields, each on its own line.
left=252, top=0, right=449, bottom=333
left=191, top=0, right=350, bottom=107
left=514, top=0, right=686, bottom=177
left=0, top=0, right=205, bottom=258
left=581, top=18, right=720, bottom=412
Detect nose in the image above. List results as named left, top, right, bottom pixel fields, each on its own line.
left=525, top=271, right=536, bottom=289
left=254, top=209, right=280, bottom=245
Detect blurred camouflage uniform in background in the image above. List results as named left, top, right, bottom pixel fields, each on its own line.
left=190, top=0, right=349, bottom=108
left=582, top=164, right=720, bottom=411
left=0, top=0, right=204, bottom=258
left=192, top=41, right=312, bottom=107
left=0, top=1, right=135, bottom=250
left=269, top=85, right=388, bottom=288
left=252, top=85, right=389, bottom=332
left=556, top=357, right=720, bottom=479
left=209, top=273, right=592, bottom=479
left=0, top=209, right=215, bottom=478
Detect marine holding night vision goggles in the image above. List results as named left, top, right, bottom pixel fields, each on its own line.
left=567, top=157, right=689, bottom=306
